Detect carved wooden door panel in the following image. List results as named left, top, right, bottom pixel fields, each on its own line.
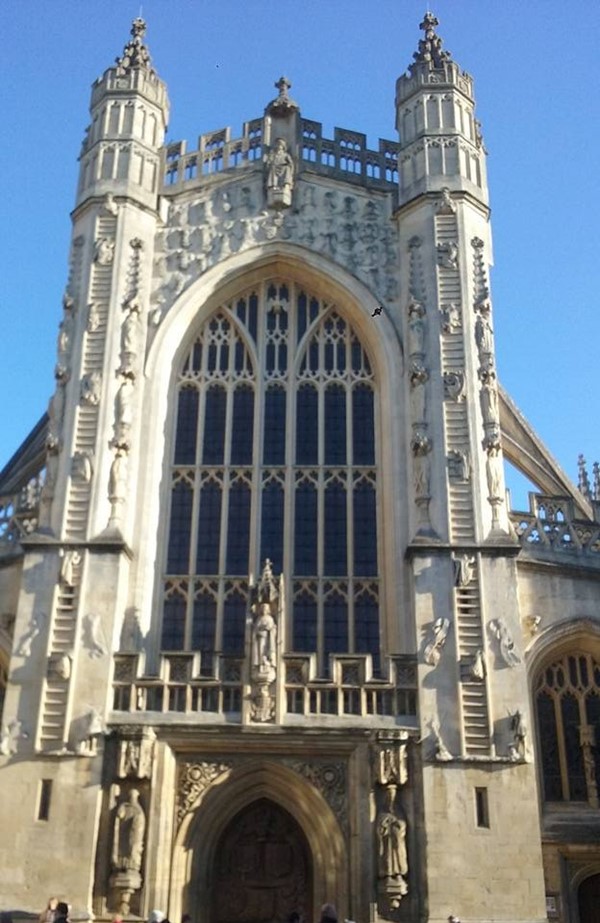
left=211, top=798, right=312, bottom=923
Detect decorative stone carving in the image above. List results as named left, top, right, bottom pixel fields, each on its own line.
left=508, top=709, right=527, bottom=761
left=48, top=652, right=71, bottom=681
left=469, top=649, right=486, bottom=681
left=444, top=370, right=465, bottom=401
left=94, top=238, right=115, bottom=265
left=453, top=554, right=475, bottom=587
left=116, top=729, right=156, bottom=780
left=114, top=378, right=134, bottom=445
left=80, top=372, right=102, bottom=406
left=72, top=451, right=93, bottom=482
left=60, top=549, right=81, bottom=587
left=119, top=308, right=141, bottom=378
left=73, top=707, right=105, bottom=755
left=428, top=717, right=453, bottom=761
left=82, top=612, right=108, bottom=659
left=265, top=138, right=295, bottom=208
left=437, top=186, right=456, bottom=214
left=108, top=448, right=129, bottom=528
left=375, top=735, right=408, bottom=787
left=57, top=309, right=75, bottom=368
left=102, top=193, right=119, bottom=217
left=423, top=617, right=450, bottom=666
left=440, top=302, right=461, bottom=333
left=448, top=449, right=471, bottom=481
left=475, top=314, right=494, bottom=376
left=485, top=444, right=504, bottom=530
left=249, top=559, right=280, bottom=723
left=411, top=433, right=436, bottom=538
left=15, top=612, right=45, bottom=657
left=87, top=302, right=101, bottom=333
left=0, top=718, right=26, bottom=756
left=489, top=618, right=521, bottom=667
left=177, top=761, right=232, bottom=826
left=579, top=725, right=599, bottom=806
left=286, top=760, right=347, bottom=833
left=522, top=614, right=541, bottom=636
left=437, top=240, right=458, bottom=269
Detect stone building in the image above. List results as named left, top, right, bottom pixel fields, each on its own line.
left=1, top=13, right=600, bottom=923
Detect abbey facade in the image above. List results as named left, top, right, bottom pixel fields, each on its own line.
left=1, top=14, right=600, bottom=923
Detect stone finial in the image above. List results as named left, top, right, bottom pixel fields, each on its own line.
left=593, top=462, right=600, bottom=502
left=266, top=75, right=299, bottom=114
left=578, top=453, right=591, bottom=499
left=412, top=11, right=452, bottom=69
left=115, top=17, right=154, bottom=75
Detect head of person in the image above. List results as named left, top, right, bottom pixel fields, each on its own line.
left=320, top=905, right=337, bottom=923
left=148, top=912, right=165, bottom=923
left=47, top=901, right=58, bottom=912
left=55, top=904, right=69, bottom=921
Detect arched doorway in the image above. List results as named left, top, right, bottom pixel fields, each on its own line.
left=211, top=798, right=312, bottom=923
left=578, top=873, right=600, bottom=923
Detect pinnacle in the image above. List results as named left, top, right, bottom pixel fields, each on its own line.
left=115, top=17, right=155, bottom=75
left=413, top=10, right=452, bottom=69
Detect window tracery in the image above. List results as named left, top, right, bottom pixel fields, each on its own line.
left=535, top=651, right=600, bottom=805
left=161, top=280, right=381, bottom=676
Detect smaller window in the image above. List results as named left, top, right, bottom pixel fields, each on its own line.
left=474, top=787, right=489, bottom=828
left=37, top=779, right=53, bottom=821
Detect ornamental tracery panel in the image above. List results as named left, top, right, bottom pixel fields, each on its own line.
left=161, top=280, right=381, bottom=676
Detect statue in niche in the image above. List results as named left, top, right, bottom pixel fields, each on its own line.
left=265, top=138, right=295, bottom=208
left=489, top=618, right=521, bottom=667
left=114, top=377, right=134, bottom=441
left=453, top=554, right=475, bottom=588
left=448, top=450, right=471, bottom=482
left=437, top=186, right=456, bottom=214
left=72, top=450, right=93, bottom=483
left=377, top=743, right=408, bottom=787
left=117, top=731, right=155, bottom=779
left=112, top=788, right=146, bottom=873
left=475, top=314, right=494, bottom=357
left=480, top=381, right=499, bottom=425
left=444, top=371, right=465, bottom=401
left=108, top=448, right=129, bottom=526
left=440, top=302, right=461, bottom=332
left=250, top=560, right=280, bottom=722
left=377, top=786, right=408, bottom=888
left=470, top=649, right=486, bottom=681
left=411, top=434, right=431, bottom=498
left=252, top=602, right=277, bottom=673
left=87, top=302, right=101, bottom=333
left=423, top=617, right=450, bottom=667
left=485, top=445, right=503, bottom=501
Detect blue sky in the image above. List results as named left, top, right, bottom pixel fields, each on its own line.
left=1, top=1, right=598, bottom=508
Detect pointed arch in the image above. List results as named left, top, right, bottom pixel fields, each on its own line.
left=170, top=760, right=348, bottom=923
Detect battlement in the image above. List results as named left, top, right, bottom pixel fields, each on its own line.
left=91, top=64, right=169, bottom=111
left=161, top=116, right=399, bottom=192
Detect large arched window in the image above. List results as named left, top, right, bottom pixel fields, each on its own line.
left=535, top=651, right=600, bottom=805
left=161, top=280, right=381, bottom=676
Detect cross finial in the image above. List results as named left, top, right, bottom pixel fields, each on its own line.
left=115, top=17, right=154, bottom=75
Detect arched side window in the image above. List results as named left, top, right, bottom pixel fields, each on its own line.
left=161, top=280, right=381, bottom=677
left=535, top=651, right=600, bottom=805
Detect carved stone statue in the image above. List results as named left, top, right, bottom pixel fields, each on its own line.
left=112, top=789, right=146, bottom=873
left=94, top=238, right=115, bottom=265
left=453, top=554, right=475, bottom=588
left=0, top=718, right=25, bottom=756
left=423, top=617, right=450, bottom=667
left=60, top=549, right=82, bottom=587
left=437, top=240, right=458, bottom=269
left=508, top=709, right=527, bottom=761
left=489, top=618, right=521, bottom=667
left=377, top=786, right=408, bottom=886
left=81, top=372, right=102, bottom=406
left=249, top=560, right=280, bottom=722
left=265, top=138, right=295, bottom=208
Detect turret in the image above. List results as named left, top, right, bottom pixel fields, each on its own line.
left=396, top=12, right=488, bottom=207
left=77, top=18, right=169, bottom=210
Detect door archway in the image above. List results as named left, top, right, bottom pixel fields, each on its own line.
left=578, top=873, right=600, bottom=923
left=211, top=798, right=312, bottom=923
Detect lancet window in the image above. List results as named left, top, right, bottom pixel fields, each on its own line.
left=161, top=280, right=381, bottom=676
left=535, top=651, right=600, bottom=805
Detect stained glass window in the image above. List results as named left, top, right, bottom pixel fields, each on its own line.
left=161, top=281, right=381, bottom=675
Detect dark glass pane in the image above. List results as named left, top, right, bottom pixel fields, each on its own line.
left=162, top=596, right=186, bottom=650
left=586, top=691, right=600, bottom=796
left=353, top=483, right=377, bottom=575
left=355, top=593, right=380, bottom=674
left=352, top=386, right=375, bottom=465
left=562, top=693, right=586, bottom=800
left=293, top=592, right=317, bottom=652
left=195, top=481, right=222, bottom=574
left=222, top=592, right=246, bottom=655
left=226, top=483, right=251, bottom=574
left=264, top=388, right=286, bottom=464
left=167, top=482, right=193, bottom=574
left=325, top=385, right=346, bottom=464
left=202, top=386, right=227, bottom=464
left=324, top=592, right=348, bottom=672
left=296, top=386, right=318, bottom=464
left=297, top=291, right=307, bottom=343
left=260, top=481, right=284, bottom=573
left=230, top=386, right=254, bottom=465
left=248, top=293, right=258, bottom=342
left=324, top=482, right=347, bottom=575
left=294, top=483, right=317, bottom=575
left=537, top=692, right=562, bottom=801
left=174, top=387, right=199, bottom=464
left=192, top=592, right=217, bottom=656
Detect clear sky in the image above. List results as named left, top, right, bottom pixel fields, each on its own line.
left=1, top=1, right=598, bottom=509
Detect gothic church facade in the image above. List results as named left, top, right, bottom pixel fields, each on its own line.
left=1, top=14, right=600, bottom=923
